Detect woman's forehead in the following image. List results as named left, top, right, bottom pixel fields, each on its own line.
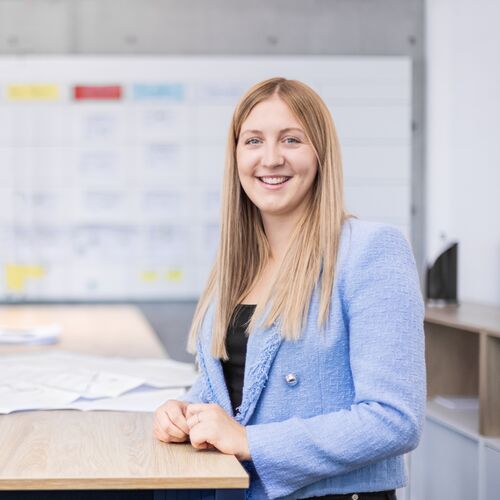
left=240, top=97, right=304, bottom=133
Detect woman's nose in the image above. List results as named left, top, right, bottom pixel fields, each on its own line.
left=262, top=144, right=284, bottom=168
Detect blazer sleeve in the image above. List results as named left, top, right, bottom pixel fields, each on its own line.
left=245, top=224, right=426, bottom=499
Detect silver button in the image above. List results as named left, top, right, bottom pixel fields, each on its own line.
left=351, top=495, right=359, bottom=500
left=285, top=373, right=298, bottom=386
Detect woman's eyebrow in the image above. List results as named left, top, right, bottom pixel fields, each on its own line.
left=240, top=127, right=305, bottom=137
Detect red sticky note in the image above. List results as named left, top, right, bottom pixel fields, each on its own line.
left=74, top=85, right=122, bottom=100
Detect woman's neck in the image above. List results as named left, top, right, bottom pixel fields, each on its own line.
left=260, top=192, right=312, bottom=260
left=261, top=209, right=305, bottom=262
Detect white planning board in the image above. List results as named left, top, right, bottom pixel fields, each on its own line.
left=0, top=56, right=412, bottom=300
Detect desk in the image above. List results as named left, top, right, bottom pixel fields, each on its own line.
left=0, top=305, right=249, bottom=499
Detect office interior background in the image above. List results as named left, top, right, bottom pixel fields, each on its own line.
left=0, top=1, right=499, bottom=499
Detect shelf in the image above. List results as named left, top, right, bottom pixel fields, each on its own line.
left=426, top=401, right=500, bottom=455
left=484, top=437, right=500, bottom=452
left=426, top=400, right=479, bottom=440
left=425, top=302, right=500, bottom=338
left=424, top=302, right=500, bottom=437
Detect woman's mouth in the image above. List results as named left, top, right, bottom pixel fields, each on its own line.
left=257, top=176, right=292, bottom=186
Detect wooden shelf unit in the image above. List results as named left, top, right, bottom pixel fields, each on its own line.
left=425, top=302, right=500, bottom=436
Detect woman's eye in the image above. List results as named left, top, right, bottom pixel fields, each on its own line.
left=243, top=137, right=300, bottom=145
left=245, top=138, right=261, bottom=145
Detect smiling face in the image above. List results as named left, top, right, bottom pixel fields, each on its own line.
left=236, top=95, right=318, bottom=222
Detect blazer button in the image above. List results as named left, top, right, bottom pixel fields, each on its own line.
left=285, top=373, right=298, bottom=386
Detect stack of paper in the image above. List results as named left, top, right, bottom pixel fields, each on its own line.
left=433, top=395, right=479, bottom=411
left=0, top=324, right=61, bottom=345
left=0, top=351, right=197, bottom=414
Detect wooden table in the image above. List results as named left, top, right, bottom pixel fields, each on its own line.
left=0, top=305, right=249, bottom=498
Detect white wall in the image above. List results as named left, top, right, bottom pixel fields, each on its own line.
left=426, top=0, right=500, bottom=306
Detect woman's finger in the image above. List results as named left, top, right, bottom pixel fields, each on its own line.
left=166, top=404, right=190, bottom=435
left=166, top=422, right=187, bottom=439
left=189, top=426, right=210, bottom=450
left=154, top=423, right=188, bottom=443
left=154, top=423, right=171, bottom=443
left=186, top=403, right=211, bottom=419
left=186, top=414, right=200, bottom=430
left=189, top=421, right=218, bottom=450
left=156, top=408, right=188, bottom=439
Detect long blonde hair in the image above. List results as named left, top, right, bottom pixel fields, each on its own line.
left=188, top=77, right=353, bottom=359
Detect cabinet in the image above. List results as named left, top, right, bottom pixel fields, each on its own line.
left=485, top=444, right=500, bottom=498
left=409, top=303, right=500, bottom=500
left=410, top=417, right=478, bottom=499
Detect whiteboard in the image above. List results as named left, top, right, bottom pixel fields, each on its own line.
left=0, top=56, right=411, bottom=300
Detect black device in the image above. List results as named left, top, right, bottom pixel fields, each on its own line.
left=426, top=241, right=458, bottom=306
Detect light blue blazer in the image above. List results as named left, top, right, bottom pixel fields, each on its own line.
left=183, top=218, right=426, bottom=500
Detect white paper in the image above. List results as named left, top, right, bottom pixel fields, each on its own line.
left=0, top=381, right=80, bottom=414
left=0, top=323, right=61, bottom=345
left=14, top=351, right=199, bottom=388
left=434, top=395, right=479, bottom=411
left=37, top=369, right=144, bottom=399
left=70, top=386, right=187, bottom=412
left=0, top=351, right=198, bottom=414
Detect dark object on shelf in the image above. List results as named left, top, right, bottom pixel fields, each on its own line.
left=426, top=242, right=458, bottom=306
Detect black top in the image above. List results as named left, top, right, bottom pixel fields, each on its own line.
left=221, top=303, right=256, bottom=414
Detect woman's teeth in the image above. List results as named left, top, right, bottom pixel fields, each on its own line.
left=258, top=176, right=291, bottom=185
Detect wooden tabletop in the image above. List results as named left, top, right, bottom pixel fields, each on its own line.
left=0, top=305, right=167, bottom=357
left=0, top=305, right=249, bottom=490
left=425, top=302, right=500, bottom=338
left=0, top=410, right=248, bottom=490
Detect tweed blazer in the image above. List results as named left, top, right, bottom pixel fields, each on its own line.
left=182, top=217, right=426, bottom=499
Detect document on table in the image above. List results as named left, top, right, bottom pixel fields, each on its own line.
left=70, top=387, right=187, bottom=412
left=0, top=351, right=197, bottom=414
left=0, top=382, right=80, bottom=414
left=0, top=323, right=61, bottom=345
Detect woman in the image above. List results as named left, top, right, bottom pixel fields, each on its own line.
left=153, top=77, right=425, bottom=500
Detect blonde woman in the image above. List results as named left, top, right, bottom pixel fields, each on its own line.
left=153, top=78, right=425, bottom=500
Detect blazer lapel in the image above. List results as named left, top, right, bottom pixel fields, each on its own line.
left=197, top=304, right=284, bottom=423
left=197, top=304, right=234, bottom=416
left=235, top=321, right=283, bottom=425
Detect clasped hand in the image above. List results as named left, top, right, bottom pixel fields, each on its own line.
left=153, top=400, right=251, bottom=461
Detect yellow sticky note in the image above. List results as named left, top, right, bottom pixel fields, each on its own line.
left=5, top=264, right=45, bottom=292
left=141, top=271, right=159, bottom=283
left=7, top=84, right=60, bottom=101
left=25, top=265, right=45, bottom=278
left=5, top=265, right=23, bottom=292
left=165, top=269, right=183, bottom=282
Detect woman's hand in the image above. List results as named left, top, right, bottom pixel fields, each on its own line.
left=186, top=403, right=251, bottom=461
left=153, top=399, right=190, bottom=443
